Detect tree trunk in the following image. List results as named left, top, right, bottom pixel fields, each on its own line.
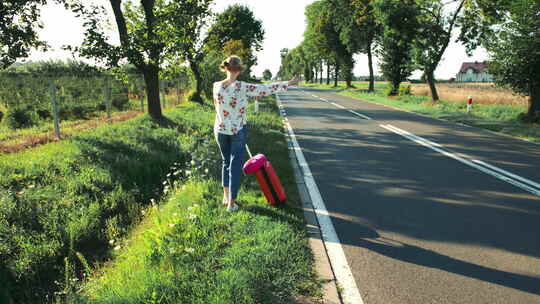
left=367, top=42, right=375, bottom=92
left=426, top=69, right=439, bottom=101
left=390, top=80, right=400, bottom=96
left=319, top=61, right=323, bottom=84
left=528, top=82, right=540, bottom=118
left=326, top=61, right=330, bottom=85
left=334, top=61, right=339, bottom=87
left=143, top=65, right=162, bottom=118
left=189, top=60, right=204, bottom=104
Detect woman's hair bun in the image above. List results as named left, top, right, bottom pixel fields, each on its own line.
left=220, top=55, right=245, bottom=72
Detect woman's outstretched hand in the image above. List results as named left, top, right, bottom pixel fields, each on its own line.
left=288, top=75, right=300, bottom=86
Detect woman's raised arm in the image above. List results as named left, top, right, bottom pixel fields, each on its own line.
left=245, top=75, right=300, bottom=98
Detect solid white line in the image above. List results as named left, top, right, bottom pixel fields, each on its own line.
left=471, top=159, right=540, bottom=190
left=348, top=110, right=373, bottom=120
left=380, top=124, right=540, bottom=196
left=277, top=93, right=365, bottom=304
left=331, top=102, right=346, bottom=109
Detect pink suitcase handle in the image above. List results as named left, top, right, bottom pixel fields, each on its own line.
left=243, top=153, right=267, bottom=174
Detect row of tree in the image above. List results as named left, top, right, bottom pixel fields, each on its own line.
left=1, top=1, right=267, bottom=119
left=278, top=0, right=539, bottom=120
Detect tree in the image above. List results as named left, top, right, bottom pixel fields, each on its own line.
left=67, top=0, right=213, bottom=117
left=484, top=0, right=540, bottom=120
left=345, top=0, right=381, bottom=92
left=411, top=0, right=466, bottom=101
left=374, top=0, right=420, bottom=95
left=222, top=39, right=252, bottom=81
left=205, top=4, right=264, bottom=77
left=0, top=0, right=50, bottom=68
left=305, top=0, right=353, bottom=87
left=262, top=69, right=272, bottom=81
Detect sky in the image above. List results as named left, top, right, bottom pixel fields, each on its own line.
left=28, top=0, right=489, bottom=79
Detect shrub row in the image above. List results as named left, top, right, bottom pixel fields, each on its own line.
left=1, top=94, right=132, bottom=129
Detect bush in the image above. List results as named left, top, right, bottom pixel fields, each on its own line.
left=518, top=111, right=540, bottom=123
left=187, top=90, right=204, bottom=104
left=399, top=85, right=412, bottom=96
left=4, top=107, right=39, bottom=129
left=36, top=109, right=51, bottom=119
left=71, top=105, right=92, bottom=119
left=112, top=94, right=130, bottom=110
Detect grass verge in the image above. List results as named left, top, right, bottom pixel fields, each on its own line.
left=304, top=82, right=540, bottom=143
left=0, top=95, right=320, bottom=303
left=77, top=95, right=320, bottom=303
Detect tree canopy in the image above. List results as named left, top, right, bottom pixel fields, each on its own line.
left=0, top=0, right=50, bottom=68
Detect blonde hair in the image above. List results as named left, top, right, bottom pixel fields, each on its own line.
left=220, top=55, right=245, bottom=72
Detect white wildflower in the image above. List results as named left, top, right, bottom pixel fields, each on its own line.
left=109, top=239, right=115, bottom=245
left=114, top=245, right=121, bottom=251
left=185, top=247, right=195, bottom=253
left=188, top=213, right=197, bottom=220
left=190, top=160, right=196, bottom=166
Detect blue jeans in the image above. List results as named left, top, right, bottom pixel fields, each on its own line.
left=215, top=127, right=248, bottom=201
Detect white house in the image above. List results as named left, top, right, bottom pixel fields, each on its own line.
left=456, top=61, right=493, bottom=82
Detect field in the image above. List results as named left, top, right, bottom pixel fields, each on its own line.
left=410, top=82, right=528, bottom=106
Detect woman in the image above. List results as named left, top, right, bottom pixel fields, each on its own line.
left=213, top=55, right=299, bottom=212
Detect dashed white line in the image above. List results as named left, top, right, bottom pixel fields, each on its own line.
left=381, top=124, right=540, bottom=196
left=277, top=93, right=365, bottom=304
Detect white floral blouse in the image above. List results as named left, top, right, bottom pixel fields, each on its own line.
left=213, top=81, right=289, bottom=135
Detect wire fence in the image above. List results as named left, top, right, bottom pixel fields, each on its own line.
left=0, top=73, right=191, bottom=151
left=0, top=73, right=189, bottom=134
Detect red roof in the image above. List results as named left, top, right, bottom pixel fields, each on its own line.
left=459, top=61, right=489, bottom=74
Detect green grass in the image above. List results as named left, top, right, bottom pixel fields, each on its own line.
left=304, top=81, right=540, bottom=143
left=77, top=96, right=320, bottom=303
left=0, top=102, right=208, bottom=303
left=0, top=96, right=320, bottom=303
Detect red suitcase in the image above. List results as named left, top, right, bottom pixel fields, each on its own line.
left=243, top=146, right=286, bottom=206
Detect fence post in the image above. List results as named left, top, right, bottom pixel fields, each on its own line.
left=49, top=80, right=61, bottom=138
left=177, top=79, right=181, bottom=105
left=161, top=80, right=167, bottom=108
left=104, top=77, right=112, bottom=119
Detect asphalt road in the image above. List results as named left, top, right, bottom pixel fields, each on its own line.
left=278, top=87, right=540, bottom=304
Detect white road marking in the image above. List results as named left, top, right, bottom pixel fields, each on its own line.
left=348, top=110, right=373, bottom=120
left=301, top=90, right=373, bottom=120
left=380, top=124, right=540, bottom=196
left=331, top=102, right=346, bottom=109
left=471, top=159, right=540, bottom=190
left=277, top=93, right=365, bottom=304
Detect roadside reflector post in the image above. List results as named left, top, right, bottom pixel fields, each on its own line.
left=467, top=96, right=473, bottom=114
left=254, top=97, right=260, bottom=113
